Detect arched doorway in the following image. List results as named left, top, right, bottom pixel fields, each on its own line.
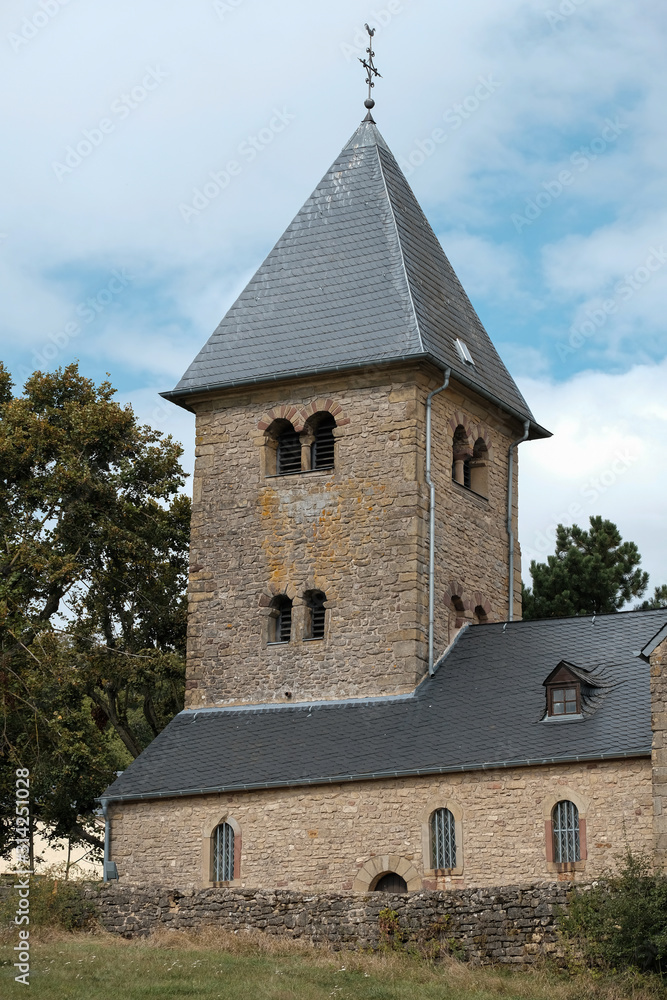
left=373, top=872, right=408, bottom=893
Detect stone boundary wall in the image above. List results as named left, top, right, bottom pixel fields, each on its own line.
left=83, top=883, right=571, bottom=965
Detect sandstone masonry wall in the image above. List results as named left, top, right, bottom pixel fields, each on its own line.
left=185, top=361, right=523, bottom=709
left=109, top=758, right=651, bottom=891
left=85, top=882, right=570, bottom=965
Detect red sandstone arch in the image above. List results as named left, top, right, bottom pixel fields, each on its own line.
left=443, top=582, right=493, bottom=625
left=257, top=399, right=350, bottom=434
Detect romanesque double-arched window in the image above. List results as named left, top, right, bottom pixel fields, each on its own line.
left=266, top=591, right=327, bottom=644
left=451, top=425, right=489, bottom=497
left=266, top=412, right=337, bottom=476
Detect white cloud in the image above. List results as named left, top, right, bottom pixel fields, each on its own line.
left=518, top=359, right=667, bottom=591
left=437, top=230, right=532, bottom=305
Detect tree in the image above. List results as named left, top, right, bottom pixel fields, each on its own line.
left=635, top=585, right=667, bottom=611
left=0, top=362, right=190, bottom=861
left=522, top=516, right=649, bottom=620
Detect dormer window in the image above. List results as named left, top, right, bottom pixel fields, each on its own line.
left=549, top=685, right=579, bottom=716
left=543, top=660, right=594, bottom=719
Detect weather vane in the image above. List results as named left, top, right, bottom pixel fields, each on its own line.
left=359, top=23, right=382, bottom=114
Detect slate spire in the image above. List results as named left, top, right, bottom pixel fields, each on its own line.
left=165, top=117, right=545, bottom=433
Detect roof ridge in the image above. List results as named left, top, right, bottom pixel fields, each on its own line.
left=374, top=141, right=425, bottom=355
left=487, top=608, right=667, bottom=628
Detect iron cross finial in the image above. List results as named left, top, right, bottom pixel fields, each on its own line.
left=359, top=23, right=382, bottom=112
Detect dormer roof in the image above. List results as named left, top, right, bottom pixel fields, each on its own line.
left=164, top=119, right=549, bottom=438
left=542, top=660, right=602, bottom=688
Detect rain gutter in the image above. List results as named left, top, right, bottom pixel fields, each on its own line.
left=99, top=749, right=649, bottom=804
left=160, top=354, right=551, bottom=440
left=507, top=419, right=531, bottom=621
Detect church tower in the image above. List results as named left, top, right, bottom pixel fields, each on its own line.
left=165, top=115, right=549, bottom=710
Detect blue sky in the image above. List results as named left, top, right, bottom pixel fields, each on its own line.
left=1, top=0, right=666, bottom=593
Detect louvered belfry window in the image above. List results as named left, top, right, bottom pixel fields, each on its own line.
left=307, top=591, right=327, bottom=639
left=553, top=800, right=580, bottom=863
left=277, top=426, right=302, bottom=475
left=311, top=414, right=336, bottom=470
left=213, top=822, right=234, bottom=882
left=431, top=808, right=456, bottom=870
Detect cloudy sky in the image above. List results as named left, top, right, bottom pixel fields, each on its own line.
left=1, top=0, right=665, bottom=596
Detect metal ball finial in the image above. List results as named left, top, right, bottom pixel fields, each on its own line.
left=364, top=98, right=375, bottom=109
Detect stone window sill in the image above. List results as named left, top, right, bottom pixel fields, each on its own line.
left=451, top=480, right=489, bottom=507
left=546, top=861, right=586, bottom=873
left=266, top=468, right=333, bottom=479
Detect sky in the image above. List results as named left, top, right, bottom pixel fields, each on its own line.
left=1, top=0, right=665, bottom=596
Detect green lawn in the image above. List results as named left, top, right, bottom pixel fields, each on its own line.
left=1, top=928, right=665, bottom=1000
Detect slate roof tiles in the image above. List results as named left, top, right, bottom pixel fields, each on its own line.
left=102, top=609, right=667, bottom=803
left=164, top=120, right=547, bottom=435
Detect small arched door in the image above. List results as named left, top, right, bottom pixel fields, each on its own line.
left=374, top=872, right=407, bottom=893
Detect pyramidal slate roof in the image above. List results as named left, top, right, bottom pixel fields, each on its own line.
left=165, top=117, right=548, bottom=436
left=102, top=609, right=667, bottom=803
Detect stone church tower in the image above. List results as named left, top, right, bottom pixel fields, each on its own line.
left=164, top=115, right=549, bottom=710
left=104, top=110, right=666, bottom=900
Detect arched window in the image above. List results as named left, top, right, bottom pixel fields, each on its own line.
left=469, top=438, right=489, bottom=497
left=305, top=590, right=327, bottom=640
left=552, top=800, right=580, bottom=863
left=451, top=425, right=471, bottom=488
left=430, top=808, right=456, bottom=870
left=374, top=872, right=407, bottom=893
left=310, top=413, right=336, bottom=470
left=269, top=596, right=292, bottom=643
left=277, top=425, right=302, bottom=475
left=212, top=822, right=235, bottom=882
left=474, top=605, right=488, bottom=624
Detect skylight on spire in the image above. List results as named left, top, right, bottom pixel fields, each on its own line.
left=455, top=338, right=474, bottom=365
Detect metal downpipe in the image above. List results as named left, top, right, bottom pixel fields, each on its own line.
left=102, top=799, right=110, bottom=882
left=426, top=368, right=451, bottom=675
left=507, top=419, right=531, bottom=621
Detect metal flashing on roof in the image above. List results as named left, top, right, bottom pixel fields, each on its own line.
left=641, top=623, right=667, bottom=660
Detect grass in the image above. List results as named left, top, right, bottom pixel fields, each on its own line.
left=2, top=926, right=667, bottom=1000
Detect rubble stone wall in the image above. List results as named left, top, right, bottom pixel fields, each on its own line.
left=86, top=882, right=571, bottom=965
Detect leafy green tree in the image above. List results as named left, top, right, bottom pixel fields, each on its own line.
left=522, top=516, right=649, bottom=619
left=0, top=362, right=190, bottom=860
left=635, top=585, right=667, bottom=611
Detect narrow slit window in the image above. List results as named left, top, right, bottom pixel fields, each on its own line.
left=212, top=822, right=235, bottom=882
left=430, top=808, right=456, bottom=870
left=552, top=800, right=580, bottom=863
